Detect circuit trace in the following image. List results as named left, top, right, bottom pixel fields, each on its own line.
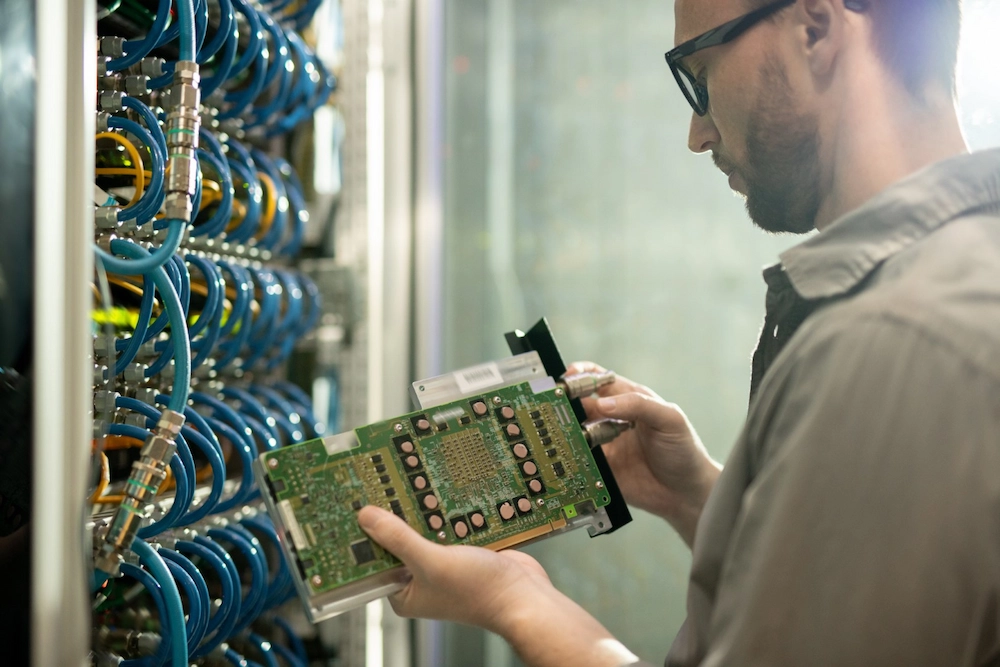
left=258, top=381, right=612, bottom=611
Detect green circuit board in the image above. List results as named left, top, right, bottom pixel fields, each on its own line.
left=258, top=382, right=611, bottom=595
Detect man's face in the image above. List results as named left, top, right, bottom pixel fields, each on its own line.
left=674, top=0, right=821, bottom=234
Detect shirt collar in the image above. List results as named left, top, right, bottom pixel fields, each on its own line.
left=774, top=148, right=1000, bottom=300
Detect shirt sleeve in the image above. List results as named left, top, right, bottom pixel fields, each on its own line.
left=699, top=311, right=1000, bottom=667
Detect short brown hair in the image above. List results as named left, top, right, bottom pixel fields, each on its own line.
left=750, top=0, right=962, bottom=97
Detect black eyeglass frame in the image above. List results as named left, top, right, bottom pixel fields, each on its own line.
left=665, top=0, right=797, bottom=116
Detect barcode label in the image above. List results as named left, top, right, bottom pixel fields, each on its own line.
left=455, top=362, right=504, bottom=394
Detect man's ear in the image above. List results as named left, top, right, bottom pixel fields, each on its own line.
left=796, top=0, right=844, bottom=81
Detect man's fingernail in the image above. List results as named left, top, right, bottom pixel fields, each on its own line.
left=597, top=397, right=616, bottom=411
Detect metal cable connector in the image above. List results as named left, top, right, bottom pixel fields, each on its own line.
left=583, top=419, right=634, bottom=448
left=93, top=410, right=186, bottom=576
left=560, top=369, right=617, bottom=400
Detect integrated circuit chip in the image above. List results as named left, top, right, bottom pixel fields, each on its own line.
left=258, top=381, right=610, bottom=607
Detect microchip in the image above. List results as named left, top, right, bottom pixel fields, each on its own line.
left=379, top=475, right=391, bottom=484
left=371, top=454, right=383, bottom=464
left=375, top=464, right=387, bottom=473
left=350, top=540, right=377, bottom=565
left=460, top=416, right=471, bottom=425
left=352, top=499, right=363, bottom=511
left=553, top=462, right=565, bottom=477
left=300, top=494, right=310, bottom=505
left=537, top=428, right=548, bottom=438
left=530, top=410, right=541, bottom=419
left=546, top=448, right=557, bottom=458
left=390, top=499, right=402, bottom=510
left=533, top=420, right=545, bottom=428
left=437, top=423, right=449, bottom=432
left=385, top=487, right=396, bottom=497
left=540, top=437, right=552, bottom=446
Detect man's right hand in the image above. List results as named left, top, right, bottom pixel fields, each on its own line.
left=566, top=362, right=721, bottom=548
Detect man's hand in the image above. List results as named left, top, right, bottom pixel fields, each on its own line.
left=358, top=506, right=642, bottom=667
left=567, top=362, right=721, bottom=547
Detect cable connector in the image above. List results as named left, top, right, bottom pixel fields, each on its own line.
left=93, top=409, right=186, bottom=577
left=163, top=61, right=202, bottom=222
left=560, top=369, right=617, bottom=400
left=582, top=419, right=634, bottom=449
left=99, top=36, right=125, bottom=59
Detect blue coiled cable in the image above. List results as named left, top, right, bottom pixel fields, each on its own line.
left=118, top=562, right=170, bottom=667
left=122, top=96, right=168, bottom=159
left=159, top=548, right=211, bottom=651
left=107, top=116, right=165, bottom=226
left=176, top=538, right=239, bottom=660
left=147, top=254, right=192, bottom=377
left=263, top=271, right=302, bottom=372
left=242, top=268, right=280, bottom=369
left=214, top=262, right=254, bottom=371
left=101, top=244, right=190, bottom=411
left=200, top=18, right=238, bottom=99
left=131, top=537, right=188, bottom=667
left=192, top=149, right=234, bottom=239
left=106, top=0, right=172, bottom=72
left=271, top=643, right=306, bottom=667
left=162, top=557, right=205, bottom=655
left=219, top=11, right=270, bottom=120
left=154, top=394, right=227, bottom=521
left=207, top=526, right=268, bottom=633
left=250, top=150, right=289, bottom=250
left=240, top=514, right=293, bottom=608
left=186, top=256, right=225, bottom=368
left=245, top=14, right=293, bottom=128
left=250, top=385, right=304, bottom=443
left=224, top=141, right=263, bottom=242
left=201, top=414, right=255, bottom=512
left=247, top=633, right=280, bottom=667
left=105, top=421, right=193, bottom=538
left=227, top=0, right=264, bottom=80
left=200, top=0, right=234, bottom=62
left=110, top=272, right=154, bottom=374
left=273, top=617, right=307, bottom=665
left=220, top=386, right=282, bottom=447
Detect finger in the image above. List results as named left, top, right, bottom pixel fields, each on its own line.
left=591, top=392, right=687, bottom=433
left=358, top=505, right=437, bottom=565
left=565, top=360, right=607, bottom=376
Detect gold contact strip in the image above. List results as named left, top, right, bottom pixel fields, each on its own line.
left=484, top=517, right=568, bottom=552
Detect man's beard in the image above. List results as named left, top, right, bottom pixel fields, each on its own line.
left=740, top=57, right=822, bottom=235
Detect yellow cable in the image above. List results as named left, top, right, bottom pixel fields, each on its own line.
left=95, top=132, right=145, bottom=207
left=90, top=452, right=111, bottom=503
left=255, top=172, right=278, bottom=239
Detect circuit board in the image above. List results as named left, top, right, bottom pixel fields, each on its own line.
left=258, top=381, right=611, bottom=596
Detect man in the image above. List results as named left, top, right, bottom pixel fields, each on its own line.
left=359, top=0, right=1000, bottom=664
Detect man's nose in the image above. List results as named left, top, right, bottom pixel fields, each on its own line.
left=688, top=110, right=720, bottom=154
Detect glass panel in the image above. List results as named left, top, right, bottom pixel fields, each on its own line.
left=438, top=0, right=1000, bottom=664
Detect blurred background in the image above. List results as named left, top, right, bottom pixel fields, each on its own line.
left=424, top=0, right=1000, bottom=664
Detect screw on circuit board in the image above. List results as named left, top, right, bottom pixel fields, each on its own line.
left=554, top=388, right=564, bottom=397
left=595, top=481, right=604, bottom=489
left=436, top=531, right=447, bottom=541
left=394, top=423, right=404, bottom=433
left=492, top=396, right=502, bottom=405
left=267, top=457, right=279, bottom=469
left=537, top=498, right=545, bottom=506
left=311, top=575, right=323, bottom=586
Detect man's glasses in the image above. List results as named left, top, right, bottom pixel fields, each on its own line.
left=665, top=0, right=797, bottom=116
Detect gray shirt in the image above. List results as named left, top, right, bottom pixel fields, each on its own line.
left=654, top=149, right=1000, bottom=667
